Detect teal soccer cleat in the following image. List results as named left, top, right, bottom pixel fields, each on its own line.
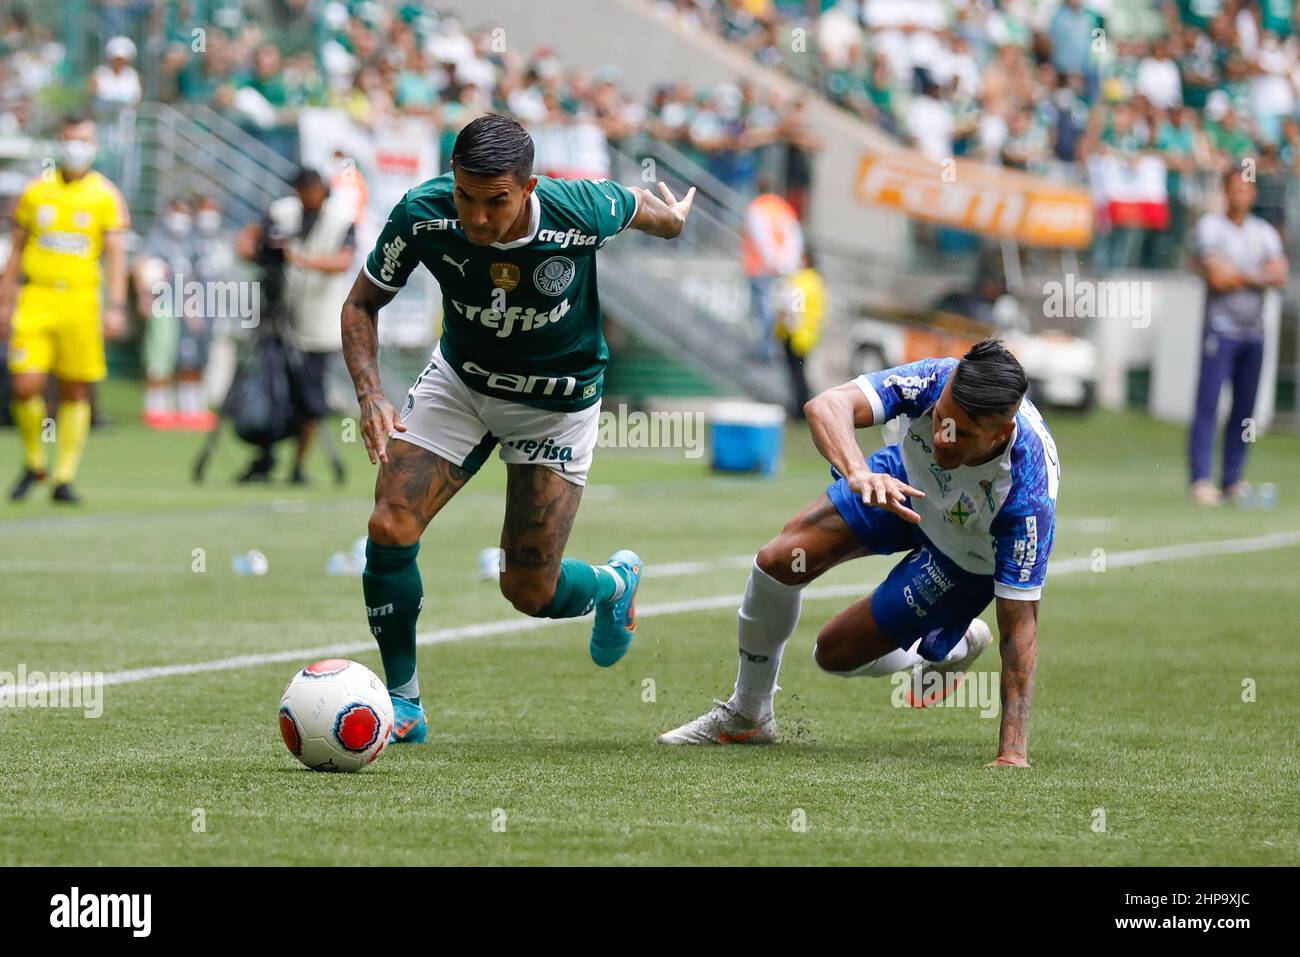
left=388, top=695, right=428, bottom=744
left=589, top=549, right=642, bottom=667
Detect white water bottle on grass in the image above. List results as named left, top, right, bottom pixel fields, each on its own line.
left=232, top=549, right=269, bottom=576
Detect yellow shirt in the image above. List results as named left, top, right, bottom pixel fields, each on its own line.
left=14, top=170, right=129, bottom=290
left=775, top=267, right=826, bottom=357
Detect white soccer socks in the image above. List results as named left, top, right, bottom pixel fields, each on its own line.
left=729, top=560, right=803, bottom=722
left=826, top=639, right=924, bottom=677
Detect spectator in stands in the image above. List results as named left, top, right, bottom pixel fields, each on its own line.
left=1136, top=38, right=1183, bottom=111
left=236, top=43, right=299, bottom=158
left=1001, top=107, right=1050, bottom=172
left=89, top=36, right=141, bottom=112
left=1188, top=171, right=1288, bottom=507
left=907, top=78, right=954, bottom=161
left=1251, top=142, right=1289, bottom=231
left=776, top=96, right=822, bottom=220
left=1048, top=0, right=1100, bottom=96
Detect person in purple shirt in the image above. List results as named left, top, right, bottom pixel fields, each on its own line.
left=1189, top=172, right=1288, bottom=506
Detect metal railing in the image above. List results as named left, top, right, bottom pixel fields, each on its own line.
left=128, top=102, right=297, bottom=231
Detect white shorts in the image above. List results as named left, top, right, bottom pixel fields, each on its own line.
left=393, top=345, right=601, bottom=485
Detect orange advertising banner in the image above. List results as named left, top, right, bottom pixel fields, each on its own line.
left=854, top=152, right=1094, bottom=249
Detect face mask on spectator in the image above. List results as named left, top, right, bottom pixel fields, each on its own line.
left=57, top=139, right=98, bottom=174
left=196, top=210, right=221, bottom=234
left=164, top=211, right=192, bottom=235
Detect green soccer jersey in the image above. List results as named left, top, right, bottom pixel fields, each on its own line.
left=363, top=174, right=640, bottom=411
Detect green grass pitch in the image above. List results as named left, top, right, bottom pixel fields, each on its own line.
left=1, top=379, right=1297, bottom=865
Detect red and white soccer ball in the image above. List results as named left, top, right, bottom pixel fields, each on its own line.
left=278, top=659, right=394, bottom=772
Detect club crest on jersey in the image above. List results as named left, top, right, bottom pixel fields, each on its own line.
left=301, top=659, right=350, bottom=678
left=333, top=702, right=383, bottom=753
left=946, top=492, right=977, bottom=526
left=490, top=262, right=520, bottom=291
left=534, top=256, right=575, bottom=296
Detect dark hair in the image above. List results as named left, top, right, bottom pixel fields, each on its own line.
left=951, top=339, right=1028, bottom=424
left=62, top=114, right=92, bottom=128
left=452, top=113, right=534, bottom=182
left=1223, top=168, right=1253, bottom=189
left=291, top=167, right=324, bottom=191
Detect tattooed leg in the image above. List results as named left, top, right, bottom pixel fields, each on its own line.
left=368, top=439, right=472, bottom=546
left=498, top=464, right=586, bottom=616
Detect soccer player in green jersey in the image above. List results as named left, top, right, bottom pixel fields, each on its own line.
left=341, top=114, right=696, bottom=742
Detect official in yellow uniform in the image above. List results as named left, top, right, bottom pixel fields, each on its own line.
left=775, top=250, right=826, bottom=417
left=0, top=116, right=129, bottom=503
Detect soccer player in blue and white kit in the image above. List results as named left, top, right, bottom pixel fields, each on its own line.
left=660, top=340, right=1059, bottom=767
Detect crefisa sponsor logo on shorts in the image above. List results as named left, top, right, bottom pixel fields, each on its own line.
left=505, top=436, right=576, bottom=463
left=0, top=665, right=103, bottom=718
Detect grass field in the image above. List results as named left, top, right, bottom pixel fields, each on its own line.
left=1, top=379, right=1297, bottom=866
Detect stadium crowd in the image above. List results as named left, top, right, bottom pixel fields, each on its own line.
left=659, top=0, right=1300, bottom=263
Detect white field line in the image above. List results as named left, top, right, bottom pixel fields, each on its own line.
left=0, top=555, right=759, bottom=577
left=1, top=529, right=1297, bottom=703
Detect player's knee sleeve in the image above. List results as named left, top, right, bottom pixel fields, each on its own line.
left=738, top=559, right=803, bottom=656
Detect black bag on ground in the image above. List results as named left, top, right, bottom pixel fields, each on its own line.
left=225, top=333, right=305, bottom=446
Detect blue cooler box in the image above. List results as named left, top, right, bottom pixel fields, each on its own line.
left=708, top=402, right=786, bottom=475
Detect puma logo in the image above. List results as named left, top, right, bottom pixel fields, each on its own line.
left=443, top=255, right=469, bottom=277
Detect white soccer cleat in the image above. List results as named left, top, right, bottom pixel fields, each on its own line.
left=657, top=700, right=778, bottom=745
left=906, top=618, right=993, bottom=708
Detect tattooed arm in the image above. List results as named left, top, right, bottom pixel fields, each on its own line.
left=341, top=271, right=403, bottom=465
left=990, top=596, right=1039, bottom=767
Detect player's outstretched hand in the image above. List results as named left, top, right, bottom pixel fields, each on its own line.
left=984, top=753, right=1030, bottom=768
left=657, top=181, right=696, bottom=232
left=849, top=471, right=924, bottom=524
left=359, top=394, right=406, bottom=466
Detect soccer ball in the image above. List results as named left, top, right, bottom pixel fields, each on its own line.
left=278, top=659, right=394, bottom=772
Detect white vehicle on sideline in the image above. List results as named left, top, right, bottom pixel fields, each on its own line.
left=846, top=306, right=1098, bottom=411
